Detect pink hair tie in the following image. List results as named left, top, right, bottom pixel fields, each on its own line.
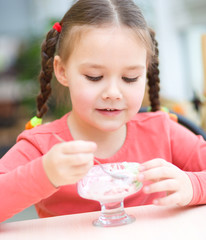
left=53, top=22, right=62, bottom=33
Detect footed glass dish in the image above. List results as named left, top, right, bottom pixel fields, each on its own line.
left=77, top=162, right=142, bottom=227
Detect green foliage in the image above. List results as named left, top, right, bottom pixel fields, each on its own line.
left=14, top=18, right=71, bottom=118
left=15, top=37, right=42, bottom=83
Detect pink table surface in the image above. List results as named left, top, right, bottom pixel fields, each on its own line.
left=0, top=204, right=206, bottom=240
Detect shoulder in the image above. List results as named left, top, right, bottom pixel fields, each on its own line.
left=18, top=114, right=69, bottom=138
left=16, top=113, right=71, bottom=152
left=126, top=111, right=173, bottom=143
left=130, top=111, right=171, bottom=126
left=130, top=111, right=202, bottom=141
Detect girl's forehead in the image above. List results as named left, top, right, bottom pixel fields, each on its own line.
left=70, top=25, right=146, bottom=52
left=60, top=24, right=149, bottom=64
left=74, top=25, right=142, bottom=42
left=65, top=25, right=147, bottom=68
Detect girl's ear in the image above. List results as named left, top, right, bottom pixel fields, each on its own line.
left=53, top=55, right=69, bottom=87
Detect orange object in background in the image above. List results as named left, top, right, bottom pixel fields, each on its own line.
left=172, top=104, right=185, bottom=116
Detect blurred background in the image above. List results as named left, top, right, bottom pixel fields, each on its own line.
left=0, top=0, right=206, bottom=222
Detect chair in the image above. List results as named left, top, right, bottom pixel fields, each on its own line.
left=0, top=146, right=12, bottom=158
left=139, top=107, right=206, bottom=140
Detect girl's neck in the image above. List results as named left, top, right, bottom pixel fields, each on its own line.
left=67, top=113, right=127, bottom=159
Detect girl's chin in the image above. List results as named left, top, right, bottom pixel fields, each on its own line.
left=93, top=122, right=126, bottom=133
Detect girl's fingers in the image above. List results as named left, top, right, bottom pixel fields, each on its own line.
left=153, top=192, right=181, bottom=206
left=138, top=159, right=194, bottom=206
left=60, top=141, right=97, bottom=154
left=143, top=179, right=178, bottom=194
left=138, top=166, right=177, bottom=182
left=43, top=140, right=97, bottom=187
left=139, top=158, right=168, bottom=171
left=72, top=162, right=94, bottom=176
left=64, top=153, right=95, bottom=166
left=138, top=159, right=179, bottom=182
left=60, top=160, right=93, bottom=177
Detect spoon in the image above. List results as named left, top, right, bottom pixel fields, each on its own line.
left=52, top=132, right=128, bottom=180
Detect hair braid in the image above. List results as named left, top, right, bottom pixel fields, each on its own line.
left=36, top=28, right=60, bottom=118
left=147, top=29, right=161, bottom=112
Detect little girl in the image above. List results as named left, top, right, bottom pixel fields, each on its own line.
left=1, top=0, right=206, bottom=222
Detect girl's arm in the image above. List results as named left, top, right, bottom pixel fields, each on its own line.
left=0, top=131, right=96, bottom=222
left=138, top=117, right=206, bottom=206
left=0, top=139, right=58, bottom=222
left=170, top=119, right=206, bottom=205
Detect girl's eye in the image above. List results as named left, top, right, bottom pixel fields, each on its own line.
left=85, top=75, right=103, bottom=81
left=122, top=76, right=138, bottom=83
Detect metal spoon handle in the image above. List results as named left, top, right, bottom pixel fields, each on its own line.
left=52, top=133, right=65, bottom=142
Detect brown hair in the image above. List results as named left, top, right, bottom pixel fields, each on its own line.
left=36, top=0, right=160, bottom=118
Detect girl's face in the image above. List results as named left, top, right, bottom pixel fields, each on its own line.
left=55, top=26, right=147, bottom=132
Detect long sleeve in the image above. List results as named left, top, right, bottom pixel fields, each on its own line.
left=169, top=118, right=206, bottom=205
left=186, top=172, right=206, bottom=205
left=0, top=134, right=58, bottom=222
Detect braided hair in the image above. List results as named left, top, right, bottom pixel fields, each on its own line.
left=35, top=0, right=161, bottom=120
left=147, top=29, right=161, bottom=111
left=36, top=28, right=60, bottom=118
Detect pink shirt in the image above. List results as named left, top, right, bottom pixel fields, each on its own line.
left=1, top=111, right=206, bottom=222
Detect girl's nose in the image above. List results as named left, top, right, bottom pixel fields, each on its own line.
left=102, top=80, right=122, bottom=100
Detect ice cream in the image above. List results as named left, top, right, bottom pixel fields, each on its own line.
left=78, top=162, right=142, bottom=203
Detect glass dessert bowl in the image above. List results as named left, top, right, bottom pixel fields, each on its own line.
left=77, top=162, right=142, bottom=227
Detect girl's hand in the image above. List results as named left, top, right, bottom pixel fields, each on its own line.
left=138, top=158, right=193, bottom=206
left=42, top=140, right=97, bottom=187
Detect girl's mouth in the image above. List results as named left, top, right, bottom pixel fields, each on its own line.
left=96, top=108, right=122, bottom=116
left=102, top=109, right=117, bottom=111
left=98, top=108, right=119, bottom=112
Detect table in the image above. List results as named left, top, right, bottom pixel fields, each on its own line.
left=0, top=205, right=206, bottom=240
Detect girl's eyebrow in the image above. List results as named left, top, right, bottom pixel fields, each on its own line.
left=80, top=63, right=145, bottom=70
left=80, top=63, right=105, bottom=69
left=124, top=65, right=145, bottom=71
